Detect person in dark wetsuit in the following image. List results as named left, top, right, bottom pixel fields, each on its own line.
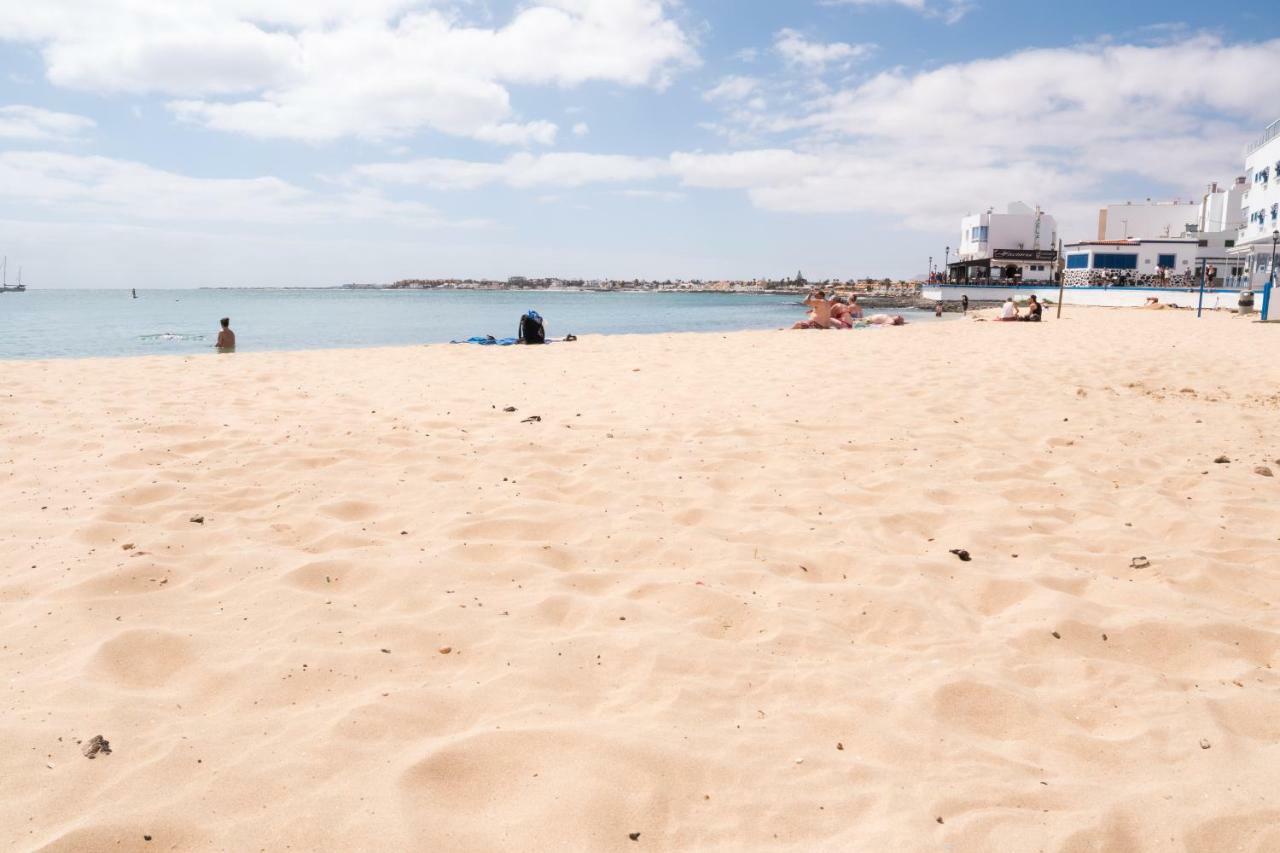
left=518, top=310, right=546, bottom=344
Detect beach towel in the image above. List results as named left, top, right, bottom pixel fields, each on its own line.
left=452, top=336, right=519, bottom=346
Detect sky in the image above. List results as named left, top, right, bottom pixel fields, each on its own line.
left=1, top=0, right=1279, bottom=288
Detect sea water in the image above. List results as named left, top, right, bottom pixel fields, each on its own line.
left=0, top=289, right=945, bottom=360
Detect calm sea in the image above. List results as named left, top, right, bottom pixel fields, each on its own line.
left=0, top=289, right=942, bottom=360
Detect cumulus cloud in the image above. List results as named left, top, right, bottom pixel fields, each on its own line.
left=773, top=29, right=873, bottom=71
left=0, top=150, right=478, bottom=228
left=684, top=36, right=1280, bottom=234
left=0, top=1, right=697, bottom=143
left=0, top=105, right=95, bottom=141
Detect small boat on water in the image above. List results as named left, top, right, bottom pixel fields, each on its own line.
left=1, top=257, right=28, bottom=292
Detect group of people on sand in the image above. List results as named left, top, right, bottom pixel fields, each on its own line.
left=793, top=290, right=906, bottom=329
left=998, top=295, right=1042, bottom=322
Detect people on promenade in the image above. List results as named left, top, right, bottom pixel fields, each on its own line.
left=518, top=310, right=546, bottom=344
left=215, top=317, right=236, bottom=352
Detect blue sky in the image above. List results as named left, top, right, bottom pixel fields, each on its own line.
left=1, top=0, right=1279, bottom=288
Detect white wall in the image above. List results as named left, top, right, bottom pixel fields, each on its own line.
left=923, top=284, right=1249, bottom=310
left=1099, top=201, right=1199, bottom=240
left=958, top=203, right=1057, bottom=261
left=1199, top=179, right=1246, bottom=234
left=1240, top=130, right=1280, bottom=251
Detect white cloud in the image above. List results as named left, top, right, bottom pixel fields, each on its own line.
left=0, top=150, right=479, bottom=228
left=703, top=75, right=761, bottom=102
left=677, top=36, right=1280, bottom=236
left=572, top=122, right=590, bottom=137
left=773, top=29, right=873, bottom=71
left=0, top=1, right=697, bottom=144
left=353, top=152, right=672, bottom=190
left=0, top=105, right=95, bottom=141
left=821, top=0, right=973, bottom=25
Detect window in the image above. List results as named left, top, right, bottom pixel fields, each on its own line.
left=970, top=225, right=989, bottom=242
left=1094, top=254, right=1138, bottom=270
left=1066, top=254, right=1089, bottom=269
left=1157, top=254, right=1176, bottom=268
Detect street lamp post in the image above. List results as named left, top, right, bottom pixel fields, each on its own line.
left=1263, top=229, right=1279, bottom=322
left=944, top=246, right=950, bottom=283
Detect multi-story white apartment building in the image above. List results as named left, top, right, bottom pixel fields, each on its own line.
left=1234, top=119, right=1280, bottom=290
left=949, top=201, right=1058, bottom=284
left=1199, top=178, right=1247, bottom=235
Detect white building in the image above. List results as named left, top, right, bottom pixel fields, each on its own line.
left=1062, top=233, right=1237, bottom=288
left=1232, top=119, right=1280, bottom=289
left=948, top=201, right=1058, bottom=285
left=1097, top=199, right=1201, bottom=240
left=1199, top=178, right=1247, bottom=235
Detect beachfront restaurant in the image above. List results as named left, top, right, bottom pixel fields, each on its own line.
left=948, top=249, right=1057, bottom=285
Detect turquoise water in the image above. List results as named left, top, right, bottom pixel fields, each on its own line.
left=0, top=289, right=940, bottom=360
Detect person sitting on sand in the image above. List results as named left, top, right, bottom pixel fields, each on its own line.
left=1144, top=296, right=1164, bottom=310
left=829, top=297, right=853, bottom=329
left=999, top=299, right=1019, bottom=321
left=518, top=310, right=546, bottom=344
left=793, top=290, right=837, bottom=329
left=215, top=317, right=235, bottom=353
left=847, top=295, right=864, bottom=320
left=1020, top=294, right=1042, bottom=322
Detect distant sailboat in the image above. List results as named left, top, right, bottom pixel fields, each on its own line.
left=1, top=257, right=27, bottom=293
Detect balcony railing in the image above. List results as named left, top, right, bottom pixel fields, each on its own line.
left=1245, top=118, right=1280, bottom=157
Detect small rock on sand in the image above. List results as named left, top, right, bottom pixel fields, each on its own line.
left=949, top=549, right=971, bottom=562
left=438, top=646, right=453, bottom=655
left=628, top=832, right=641, bottom=841
left=1214, top=455, right=1230, bottom=464
left=1130, top=556, right=1150, bottom=569
left=189, top=515, right=204, bottom=524
left=1255, top=466, right=1274, bottom=478
left=1200, top=738, right=1212, bottom=750
left=82, top=735, right=111, bottom=759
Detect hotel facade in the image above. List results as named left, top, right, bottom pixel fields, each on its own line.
left=1231, top=120, right=1280, bottom=289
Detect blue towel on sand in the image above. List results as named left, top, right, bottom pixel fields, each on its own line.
left=452, top=336, right=519, bottom=346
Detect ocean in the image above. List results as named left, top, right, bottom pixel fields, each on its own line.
left=0, top=288, right=944, bottom=360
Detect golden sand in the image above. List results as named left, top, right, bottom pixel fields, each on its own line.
left=2, top=307, right=1279, bottom=851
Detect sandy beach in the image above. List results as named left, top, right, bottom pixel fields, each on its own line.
left=2, top=307, right=1279, bottom=852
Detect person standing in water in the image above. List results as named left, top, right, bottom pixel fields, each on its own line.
left=215, top=317, right=236, bottom=353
